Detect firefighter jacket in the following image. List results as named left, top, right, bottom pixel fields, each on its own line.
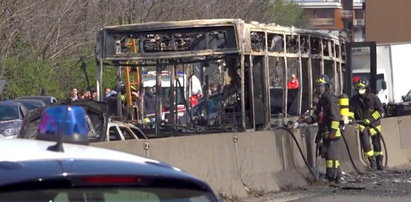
left=306, top=91, right=341, bottom=139
left=350, top=92, right=383, bottom=127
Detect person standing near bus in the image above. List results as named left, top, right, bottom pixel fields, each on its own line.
left=143, top=87, right=156, bottom=118
left=287, top=74, right=299, bottom=89
left=350, top=78, right=384, bottom=170
left=300, top=74, right=342, bottom=183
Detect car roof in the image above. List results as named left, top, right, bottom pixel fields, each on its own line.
left=0, top=139, right=157, bottom=163
left=17, top=96, right=57, bottom=105
left=13, top=99, right=46, bottom=104
left=0, top=100, right=24, bottom=107
left=0, top=139, right=198, bottom=180
left=0, top=101, right=28, bottom=114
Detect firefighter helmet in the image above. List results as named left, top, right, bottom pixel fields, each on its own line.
left=356, top=78, right=369, bottom=89
left=314, top=74, right=330, bottom=86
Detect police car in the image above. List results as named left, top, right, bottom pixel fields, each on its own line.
left=0, top=106, right=220, bottom=201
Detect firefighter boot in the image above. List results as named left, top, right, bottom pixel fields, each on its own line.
left=376, top=155, right=384, bottom=170
left=325, top=168, right=335, bottom=182
left=334, top=167, right=342, bottom=184
left=368, top=156, right=376, bottom=169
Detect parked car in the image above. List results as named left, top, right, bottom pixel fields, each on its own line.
left=105, top=120, right=148, bottom=141
left=70, top=100, right=147, bottom=141
left=17, top=96, right=57, bottom=105
left=17, top=100, right=147, bottom=141
left=387, top=89, right=411, bottom=116
left=401, top=90, right=411, bottom=103
left=13, top=99, right=47, bottom=111
left=0, top=101, right=27, bottom=138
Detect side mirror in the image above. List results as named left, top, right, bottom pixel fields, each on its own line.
left=402, top=96, right=406, bottom=102
left=381, top=81, right=387, bottom=90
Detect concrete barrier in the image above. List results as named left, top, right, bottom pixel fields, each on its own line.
left=338, top=125, right=367, bottom=173
left=379, top=117, right=408, bottom=167
left=396, top=116, right=411, bottom=161
left=92, top=129, right=310, bottom=197
left=91, top=115, right=411, bottom=197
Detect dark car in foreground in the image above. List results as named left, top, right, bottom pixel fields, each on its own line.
left=0, top=139, right=220, bottom=201
left=4, top=105, right=220, bottom=201
left=0, top=101, right=27, bottom=138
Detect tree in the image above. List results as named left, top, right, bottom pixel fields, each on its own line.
left=0, top=0, right=309, bottom=100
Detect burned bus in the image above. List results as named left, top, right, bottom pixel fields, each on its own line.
left=95, top=19, right=346, bottom=135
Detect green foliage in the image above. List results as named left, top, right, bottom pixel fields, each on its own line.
left=2, top=57, right=61, bottom=100
left=75, top=58, right=118, bottom=93
left=0, top=56, right=117, bottom=101
left=263, top=0, right=309, bottom=28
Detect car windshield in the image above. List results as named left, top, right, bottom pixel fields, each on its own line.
left=0, top=187, right=215, bottom=202
left=19, top=102, right=39, bottom=111
left=0, top=105, right=19, bottom=121
left=405, top=90, right=411, bottom=101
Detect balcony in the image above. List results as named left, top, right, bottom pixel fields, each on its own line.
left=309, top=18, right=335, bottom=26
left=288, top=0, right=342, bottom=8
left=353, top=0, right=365, bottom=9
left=353, top=19, right=365, bottom=26
left=290, top=0, right=340, bottom=2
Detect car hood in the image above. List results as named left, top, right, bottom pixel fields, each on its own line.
left=0, top=120, right=22, bottom=138
left=0, top=119, right=22, bottom=128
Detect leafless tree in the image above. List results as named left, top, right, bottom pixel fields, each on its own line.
left=0, top=0, right=306, bottom=99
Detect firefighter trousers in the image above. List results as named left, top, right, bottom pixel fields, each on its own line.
left=324, top=138, right=341, bottom=182
left=359, top=125, right=383, bottom=158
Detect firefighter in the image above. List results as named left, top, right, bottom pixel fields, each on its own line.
left=350, top=78, right=384, bottom=170
left=300, top=74, right=342, bottom=183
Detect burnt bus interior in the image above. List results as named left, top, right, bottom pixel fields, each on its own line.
left=96, top=20, right=346, bottom=136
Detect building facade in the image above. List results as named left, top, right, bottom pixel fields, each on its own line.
left=290, top=0, right=365, bottom=42
left=366, top=0, right=411, bottom=43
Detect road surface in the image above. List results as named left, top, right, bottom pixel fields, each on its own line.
left=238, top=167, right=411, bottom=202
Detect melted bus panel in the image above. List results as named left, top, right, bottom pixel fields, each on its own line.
left=96, top=19, right=347, bottom=135
left=100, top=26, right=238, bottom=58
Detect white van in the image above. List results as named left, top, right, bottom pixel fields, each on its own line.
left=142, top=71, right=202, bottom=94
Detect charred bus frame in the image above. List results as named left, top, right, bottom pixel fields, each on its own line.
left=95, top=19, right=346, bottom=135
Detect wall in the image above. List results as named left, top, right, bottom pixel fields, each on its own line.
left=366, top=0, right=411, bottom=43
left=92, top=116, right=411, bottom=197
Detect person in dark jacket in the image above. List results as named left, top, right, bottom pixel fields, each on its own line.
left=301, top=74, right=342, bottom=183
left=143, top=87, right=156, bottom=118
left=350, top=79, right=384, bottom=170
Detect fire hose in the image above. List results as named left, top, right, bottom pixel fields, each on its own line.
left=272, top=116, right=388, bottom=182
left=272, top=110, right=317, bottom=180
left=273, top=124, right=317, bottom=180
left=352, top=120, right=388, bottom=169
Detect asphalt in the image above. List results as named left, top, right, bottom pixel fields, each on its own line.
left=237, top=166, right=411, bottom=202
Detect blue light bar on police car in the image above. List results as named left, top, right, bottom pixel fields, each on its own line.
left=37, top=106, right=89, bottom=145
